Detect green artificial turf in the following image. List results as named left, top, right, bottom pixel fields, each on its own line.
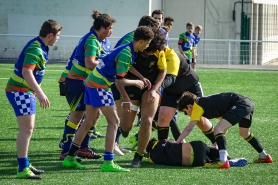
left=0, top=63, right=277, bottom=185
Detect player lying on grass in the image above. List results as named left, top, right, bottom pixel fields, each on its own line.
left=146, top=138, right=247, bottom=167
left=176, top=91, right=273, bottom=169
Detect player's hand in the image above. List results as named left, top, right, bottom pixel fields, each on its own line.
left=183, top=54, right=188, bottom=59
left=147, top=89, right=157, bottom=103
left=134, top=80, right=145, bottom=90
left=141, top=78, right=152, bottom=90
left=36, top=92, right=50, bottom=109
left=122, top=98, right=132, bottom=112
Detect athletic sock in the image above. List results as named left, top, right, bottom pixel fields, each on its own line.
left=61, top=113, right=71, bottom=141
left=104, top=152, right=114, bottom=161
left=219, top=149, right=228, bottom=163
left=17, top=157, right=29, bottom=172
left=64, top=113, right=70, bottom=126
left=169, top=119, right=181, bottom=140
left=157, top=126, right=169, bottom=140
left=245, top=133, right=265, bottom=154
left=80, top=132, right=90, bottom=149
left=62, top=121, right=79, bottom=154
left=203, top=126, right=216, bottom=144
left=68, top=142, right=80, bottom=157
left=259, top=150, right=267, bottom=159
left=215, top=133, right=227, bottom=162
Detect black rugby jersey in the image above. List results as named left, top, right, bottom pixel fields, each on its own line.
left=125, top=53, right=160, bottom=83
left=191, top=92, right=246, bottom=121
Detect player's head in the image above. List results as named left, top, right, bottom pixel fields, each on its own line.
left=186, top=22, right=194, bottom=34
left=91, top=10, right=116, bottom=40
left=177, top=91, right=197, bottom=116
left=160, top=26, right=170, bottom=34
left=39, top=19, right=62, bottom=46
left=138, top=15, right=159, bottom=28
left=133, top=26, right=154, bottom=52
left=152, top=9, right=164, bottom=26
left=194, top=25, right=203, bottom=36
left=164, top=16, right=174, bottom=30
left=146, top=138, right=158, bottom=153
left=144, top=27, right=166, bottom=55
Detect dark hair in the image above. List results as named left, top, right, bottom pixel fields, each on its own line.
left=160, top=26, right=170, bottom=33
left=177, top=91, right=197, bottom=111
left=144, top=27, right=165, bottom=53
left=133, top=26, right=154, bottom=41
left=146, top=138, right=158, bottom=153
left=164, top=16, right=174, bottom=24
left=186, top=22, right=194, bottom=28
left=138, top=15, right=159, bottom=28
left=151, top=9, right=164, bottom=17
left=91, top=10, right=116, bottom=30
left=39, top=19, right=62, bottom=37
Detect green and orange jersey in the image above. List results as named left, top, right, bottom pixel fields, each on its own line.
left=178, top=32, right=195, bottom=60
left=113, top=31, right=135, bottom=48
left=67, top=30, right=101, bottom=81
left=6, top=37, right=48, bottom=93
left=86, top=42, right=136, bottom=90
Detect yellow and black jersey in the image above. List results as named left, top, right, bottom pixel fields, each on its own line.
left=163, top=48, right=199, bottom=95
left=191, top=92, right=249, bottom=121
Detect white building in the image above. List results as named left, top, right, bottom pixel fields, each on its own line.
left=1, top=0, right=278, bottom=65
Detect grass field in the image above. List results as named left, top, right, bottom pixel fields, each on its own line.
left=0, top=63, right=277, bottom=185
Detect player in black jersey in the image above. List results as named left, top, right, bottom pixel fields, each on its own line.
left=115, top=28, right=167, bottom=167
left=156, top=49, right=216, bottom=147
left=176, top=91, right=273, bottom=169
left=146, top=138, right=247, bottom=167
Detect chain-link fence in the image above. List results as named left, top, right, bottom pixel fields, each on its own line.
left=1, top=34, right=278, bottom=67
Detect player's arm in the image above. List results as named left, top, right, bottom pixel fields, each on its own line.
left=22, top=68, right=49, bottom=109
left=148, top=68, right=166, bottom=103
left=84, top=38, right=100, bottom=70
left=85, top=56, right=99, bottom=70
left=176, top=121, right=197, bottom=143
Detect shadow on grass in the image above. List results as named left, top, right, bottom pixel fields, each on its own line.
left=50, top=109, right=68, bottom=112
left=8, top=126, right=63, bottom=130
left=33, top=126, right=64, bottom=129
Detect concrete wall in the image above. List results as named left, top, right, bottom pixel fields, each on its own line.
left=164, top=0, right=252, bottom=40
left=0, top=0, right=249, bottom=39
left=0, top=0, right=150, bottom=37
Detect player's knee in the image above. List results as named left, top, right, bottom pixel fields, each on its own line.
left=140, top=117, right=153, bottom=126
left=239, top=129, right=249, bottom=138
left=213, top=125, right=225, bottom=135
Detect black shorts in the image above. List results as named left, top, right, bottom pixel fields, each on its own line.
left=125, top=86, right=149, bottom=100
left=111, top=83, right=121, bottom=101
left=222, top=98, right=254, bottom=128
left=149, top=140, right=182, bottom=166
left=160, top=82, right=203, bottom=108
left=190, top=141, right=208, bottom=166
left=59, top=82, right=66, bottom=96
left=65, top=78, right=85, bottom=111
